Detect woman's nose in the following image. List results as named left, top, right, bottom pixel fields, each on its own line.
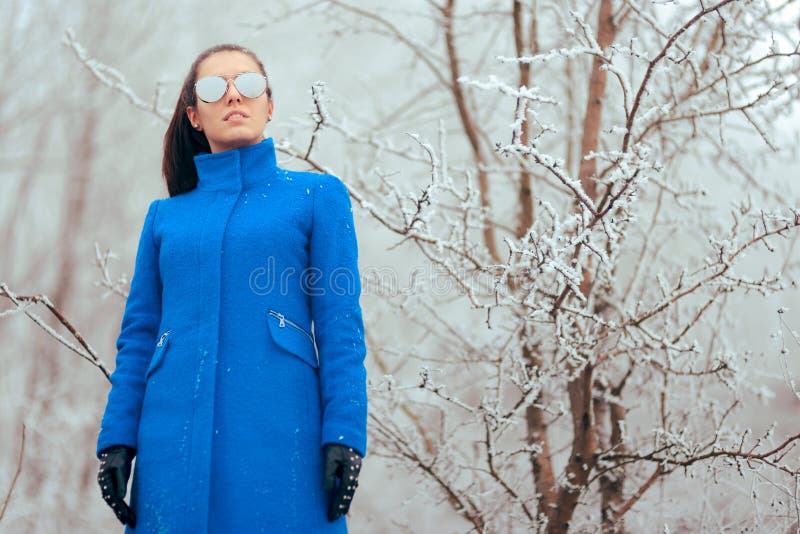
left=224, top=78, right=241, bottom=100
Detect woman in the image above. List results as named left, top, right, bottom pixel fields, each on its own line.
left=95, top=44, right=367, bottom=533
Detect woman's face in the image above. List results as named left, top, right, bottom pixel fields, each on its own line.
left=186, top=51, right=274, bottom=154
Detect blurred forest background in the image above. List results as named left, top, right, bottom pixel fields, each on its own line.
left=1, top=0, right=799, bottom=532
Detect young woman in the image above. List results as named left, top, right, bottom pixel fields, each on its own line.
left=95, top=44, right=367, bottom=533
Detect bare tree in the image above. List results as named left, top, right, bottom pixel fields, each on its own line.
left=0, top=1, right=184, bottom=532
left=291, top=1, right=800, bottom=532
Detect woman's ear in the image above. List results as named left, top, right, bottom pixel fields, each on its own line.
left=186, top=106, right=200, bottom=129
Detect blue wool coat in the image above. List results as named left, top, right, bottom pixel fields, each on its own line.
left=95, top=137, right=368, bottom=533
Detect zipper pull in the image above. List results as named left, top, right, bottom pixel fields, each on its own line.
left=277, top=313, right=285, bottom=327
left=157, top=330, right=171, bottom=347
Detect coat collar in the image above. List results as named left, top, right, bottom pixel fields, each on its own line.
left=193, top=136, right=278, bottom=192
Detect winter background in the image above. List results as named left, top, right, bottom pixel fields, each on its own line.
left=1, top=0, right=799, bottom=533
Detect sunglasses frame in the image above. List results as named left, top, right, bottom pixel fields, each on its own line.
left=194, top=71, right=268, bottom=103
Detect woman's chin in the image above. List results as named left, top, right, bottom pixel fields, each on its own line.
left=209, top=131, right=262, bottom=152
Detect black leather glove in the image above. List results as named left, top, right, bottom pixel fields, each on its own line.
left=97, top=445, right=137, bottom=528
left=322, top=443, right=362, bottom=521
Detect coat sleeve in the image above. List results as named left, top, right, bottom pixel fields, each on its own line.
left=96, top=199, right=162, bottom=460
left=309, top=174, right=368, bottom=458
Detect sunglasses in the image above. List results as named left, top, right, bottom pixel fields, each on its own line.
left=194, top=71, right=268, bottom=103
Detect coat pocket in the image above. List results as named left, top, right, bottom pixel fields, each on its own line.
left=266, top=309, right=319, bottom=369
left=145, top=329, right=172, bottom=380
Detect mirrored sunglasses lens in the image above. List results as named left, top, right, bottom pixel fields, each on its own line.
left=235, top=72, right=266, bottom=98
left=196, top=76, right=226, bottom=102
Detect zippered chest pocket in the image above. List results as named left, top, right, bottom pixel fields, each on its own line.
left=145, top=329, right=172, bottom=380
left=266, top=309, right=319, bottom=369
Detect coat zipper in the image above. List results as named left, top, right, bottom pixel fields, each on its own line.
left=267, top=310, right=316, bottom=347
left=157, top=330, right=172, bottom=347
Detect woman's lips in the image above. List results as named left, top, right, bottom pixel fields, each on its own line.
left=224, top=109, right=249, bottom=121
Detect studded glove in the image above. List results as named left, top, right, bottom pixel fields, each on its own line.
left=97, top=444, right=137, bottom=528
left=322, top=443, right=362, bottom=521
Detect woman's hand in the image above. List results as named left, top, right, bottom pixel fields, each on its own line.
left=322, top=443, right=362, bottom=521
left=97, top=445, right=137, bottom=528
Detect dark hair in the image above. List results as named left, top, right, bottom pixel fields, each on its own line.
left=162, top=44, right=273, bottom=197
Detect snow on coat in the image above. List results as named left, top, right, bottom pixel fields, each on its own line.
left=95, top=137, right=368, bottom=533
